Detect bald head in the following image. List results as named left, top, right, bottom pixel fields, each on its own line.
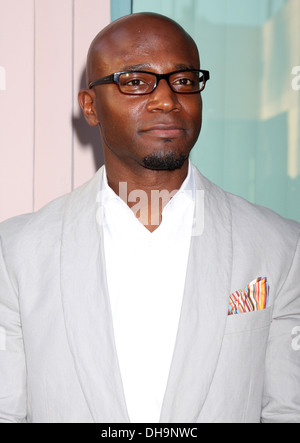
left=86, top=13, right=199, bottom=86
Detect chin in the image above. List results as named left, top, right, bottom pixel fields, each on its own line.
left=142, top=152, right=188, bottom=171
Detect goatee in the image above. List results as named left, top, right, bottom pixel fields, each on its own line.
left=142, top=152, right=188, bottom=171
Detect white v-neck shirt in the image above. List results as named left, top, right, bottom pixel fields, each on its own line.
left=101, top=163, right=195, bottom=423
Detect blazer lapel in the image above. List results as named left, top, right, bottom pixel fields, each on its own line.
left=160, top=168, right=233, bottom=423
left=60, top=167, right=130, bottom=423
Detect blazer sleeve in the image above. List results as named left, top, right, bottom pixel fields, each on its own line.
left=0, top=238, right=27, bottom=423
left=261, top=233, right=300, bottom=423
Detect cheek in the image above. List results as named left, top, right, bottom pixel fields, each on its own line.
left=96, top=93, right=144, bottom=140
left=187, top=95, right=202, bottom=123
left=192, top=97, right=203, bottom=134
left=184, top=100, right=203, bottom=149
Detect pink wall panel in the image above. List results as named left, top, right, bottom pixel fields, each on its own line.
left=0, top=0, right=111, bottom=222
left=34, top=0, right=73, bottom=210
left=73, top=0, right=110, bottom=189
left=0, top=0, right=35, bottom=221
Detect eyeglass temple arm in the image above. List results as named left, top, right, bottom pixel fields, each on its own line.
left=201, top=70, right=210, bottom=82
left=89, top=74, right=116, bottom=89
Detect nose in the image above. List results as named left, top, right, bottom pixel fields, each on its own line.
left=146, top=79, right=182, bottom=113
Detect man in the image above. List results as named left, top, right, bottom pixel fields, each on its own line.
left=0, top=12, right=299, bottom=423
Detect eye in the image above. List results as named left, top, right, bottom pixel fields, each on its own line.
left=119, top=72, right=155, bottom=94
left=126, top=78, right=147, bottom=87
left=173, top=77, right=194, bottom=86
left=170, top=71, right=201, bottom=92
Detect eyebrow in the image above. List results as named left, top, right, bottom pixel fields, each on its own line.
left=121, top=63, right=197, bottom=72
left=174, top=63, right=197, bottom=70
left=122, top=63, right=152, bottom=71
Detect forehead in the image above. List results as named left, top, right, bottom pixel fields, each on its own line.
left=91, top=17, right=199, bottom=75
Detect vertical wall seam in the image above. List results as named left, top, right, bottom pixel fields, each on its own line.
left=33, top=0, right=36, bottom=212
left=71, top=0, right=75, bottom=191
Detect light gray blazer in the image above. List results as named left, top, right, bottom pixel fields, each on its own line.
left=0, top=165, right=299, bottom=423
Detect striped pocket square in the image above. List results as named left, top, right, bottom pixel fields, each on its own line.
left=228, top=277, right=269, bottom=316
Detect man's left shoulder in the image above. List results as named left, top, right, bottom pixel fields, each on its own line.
left=193, top=165, right=300, bottom=243
left=227, top=190, right=300, bottom=240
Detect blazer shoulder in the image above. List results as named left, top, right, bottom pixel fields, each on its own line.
left=227, top=190, right=300, bottom=240
left=0, top=193, right=68, bottom=264
left=193, top=165, right=300, bottom=236
left=192, top=165, right=300, bottom=251
left=0, top=167, right=104, bottom=264
left=1, top=188, right=71, bottom=231
left=0, top=167, right=105, bottom=244
left=227, top=192, right=300, bottom=285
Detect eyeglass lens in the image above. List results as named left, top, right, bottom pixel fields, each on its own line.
left=118, top=71, right=204, bottom=95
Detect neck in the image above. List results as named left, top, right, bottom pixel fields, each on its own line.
left=105, top=156, right=189, bottom=232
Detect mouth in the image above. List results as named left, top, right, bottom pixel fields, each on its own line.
left=140, top=124, right=185, bottom=138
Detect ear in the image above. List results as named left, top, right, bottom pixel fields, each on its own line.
left=78, top=89, right=99, bottom=127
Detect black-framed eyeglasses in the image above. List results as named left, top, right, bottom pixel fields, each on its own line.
left=88, top=69, right=210, bottom=95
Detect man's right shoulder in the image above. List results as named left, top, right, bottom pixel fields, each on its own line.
left=0, top=192, right=69, bottom=254
left=0, top=167, right=104, bottom=262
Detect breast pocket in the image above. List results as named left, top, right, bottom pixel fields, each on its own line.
left=224, top=306, right=273, bottom=335
left=203, top=306, right=274, bottom=422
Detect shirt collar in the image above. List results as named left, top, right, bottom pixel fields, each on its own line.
left=98, top=159, right=195, bottom=207
left=175, top=159, right=195, bottom=203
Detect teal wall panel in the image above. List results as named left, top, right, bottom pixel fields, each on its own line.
left=111, top=0, right=132, bottom=21
left=132, top=0, right=300, bottom=222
